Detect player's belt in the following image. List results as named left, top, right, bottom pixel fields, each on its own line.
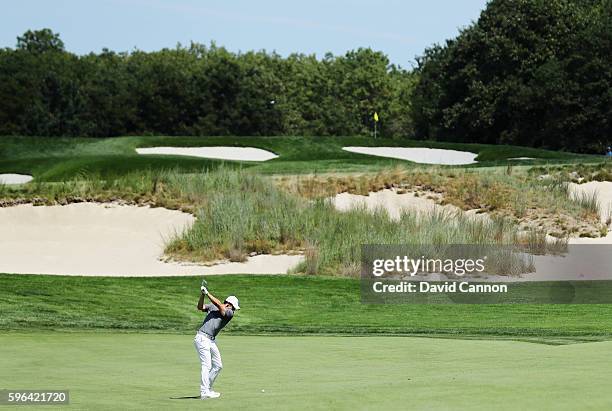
left=197, top=330, right=215, bottom=340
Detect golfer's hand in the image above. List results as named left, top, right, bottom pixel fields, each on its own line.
left=201, top=286, right=209, bottom=295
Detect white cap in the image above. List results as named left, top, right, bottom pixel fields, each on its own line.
left=225, top=295, right=240, bottom=310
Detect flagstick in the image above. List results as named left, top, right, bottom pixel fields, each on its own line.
left=373, top=112, right=379, bottom=139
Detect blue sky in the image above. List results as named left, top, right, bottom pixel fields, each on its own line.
left=1, top=0, right=487, bottom=67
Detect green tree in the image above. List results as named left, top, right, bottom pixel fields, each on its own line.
left=412, top=0, right=611, bottom=152
left=17, top=28, right=65, bottom=53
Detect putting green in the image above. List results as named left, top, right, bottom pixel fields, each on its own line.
left=1, top=333, right=611, bottom=410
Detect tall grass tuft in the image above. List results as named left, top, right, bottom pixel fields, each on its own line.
left=570, top=190, right=600, bottom=216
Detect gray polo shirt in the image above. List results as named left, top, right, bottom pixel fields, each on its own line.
left=198, top=304, right=234, bottom=338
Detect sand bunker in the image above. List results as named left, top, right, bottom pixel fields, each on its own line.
left=332, top=189, right=482, bottom=221
left=0, top=203, right=302, bottom=276
left=0, top=174, right=33, bottom=184
left=198, top=254, right=303, bottom=275
left=508, top=157, right=536, bottom=160
left=569, top=181, right=612, bottom=244
left=342, top=147, right=478, bottom=165
left=136, top=146, right=278, bottom=162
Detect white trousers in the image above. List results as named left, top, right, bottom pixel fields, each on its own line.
left=194, top=333, right=223, bottom=395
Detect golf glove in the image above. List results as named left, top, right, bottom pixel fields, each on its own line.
left=201, top=286, right=209, bottom=295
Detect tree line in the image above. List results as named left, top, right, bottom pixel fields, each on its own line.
left=0, top=0, right=610, bottom=153
left=0, top=29, right=415, bottom=138
left=411, top=0, right=611, bottom=153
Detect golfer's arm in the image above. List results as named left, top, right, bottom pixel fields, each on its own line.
left=207, top=292, right=226, bottom=316
left=197, top=293, right=207, bottom=311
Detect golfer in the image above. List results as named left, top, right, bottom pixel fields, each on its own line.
left=194, top=285, right=240, bottom=399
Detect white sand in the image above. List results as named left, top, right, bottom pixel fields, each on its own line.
left=342, top=147, right=478, bottom=165
left=508, top=157, right=536, bottom=160
left=136, top=146, right=278, bottom=162
left=332, top=188, right=478, bottom=220
left=0, top=203, right=302, bottom=276
left=568, top=181, right=612, bottom=244
left=199, top=254, right=303, bottom=275
left=0, top=174, right=33, bottom=184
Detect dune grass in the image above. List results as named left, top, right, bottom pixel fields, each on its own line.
left=570, top=190, right=601, bottom=215
left=161, top=168, right=530, bottom=275
left=284, top=167, right=605, bottom=238
left=529, top=161, right=612, bottom=183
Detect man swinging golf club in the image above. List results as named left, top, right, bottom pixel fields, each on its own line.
left=194, top=281, right=240, bottom=400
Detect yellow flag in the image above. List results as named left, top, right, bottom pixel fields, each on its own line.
left=374, top=112, right=379, bottom=122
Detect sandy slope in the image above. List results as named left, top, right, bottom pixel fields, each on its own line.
left=0, top=203, right=302, bottom=276
left=332, top=188, right=481, bottom=220
left=136, top=146, right=278, bottom=161
left=569, top=181, right=612, bottom=244
left=342, top=147, right=478, bottom=165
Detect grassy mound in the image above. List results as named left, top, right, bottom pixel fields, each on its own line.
left=0, top=136, right=595, bottom=181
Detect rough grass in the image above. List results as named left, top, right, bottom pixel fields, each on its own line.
left=2, top=274, right=612, bottom=340
left=0, top=168, right=202, bottom=211
left=529, top=161, right=612, bottom=183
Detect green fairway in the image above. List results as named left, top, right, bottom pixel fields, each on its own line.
left=1, top=332, right=611, bottom=410
left=2, top=275, right=612, bottom=342
left=0, top=136, right=595, bottom=181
